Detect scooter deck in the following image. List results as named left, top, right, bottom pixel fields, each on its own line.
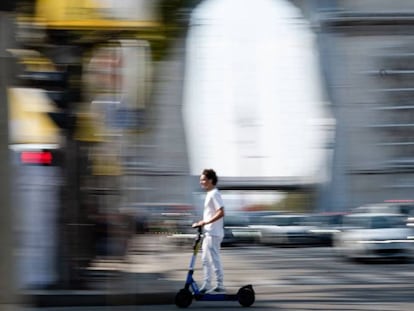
left=194, top=293, right=238, bottom=301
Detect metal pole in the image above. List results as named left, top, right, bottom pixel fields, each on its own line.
left=0, top=10, right=18, bottom=311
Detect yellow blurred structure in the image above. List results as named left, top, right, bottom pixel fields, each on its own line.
left=74, top=111, right=104, bottom=143
left=8, top=87, right=60, bottom=145
left=12, top=1, right=157, bottom=179
left=34, top=0, right=161, bottom=30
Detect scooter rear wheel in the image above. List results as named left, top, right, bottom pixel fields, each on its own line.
left=175, top=288, right=193, bottom=308
left=237, top=285, right=255, bottom=307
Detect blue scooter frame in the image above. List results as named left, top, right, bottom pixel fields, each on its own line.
left=174, top=225, right=255, bottom=308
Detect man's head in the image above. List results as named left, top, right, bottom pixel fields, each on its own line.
left=200, top=168, right=218, bottom=190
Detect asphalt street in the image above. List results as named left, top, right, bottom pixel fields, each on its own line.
left=19, top=234, right=414, bottom=310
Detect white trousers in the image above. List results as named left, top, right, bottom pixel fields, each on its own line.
left=201, top=235, right=224, bottom=287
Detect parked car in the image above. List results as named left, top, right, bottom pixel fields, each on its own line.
left=223, top=214, right=262, bottom=245
left=353, top=202, right=414, bottom=228
left=352, top=202, right=414, bottom=217
left=252, top=214, right=316, bottom=246
left=333, top=213, right=414, bottom=261
left=302, top=213, right=346, bottom=246
left=245, top=210, right=286, bottom=225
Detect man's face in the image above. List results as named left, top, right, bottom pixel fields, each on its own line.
left=200, top=174, right=213, bottom=191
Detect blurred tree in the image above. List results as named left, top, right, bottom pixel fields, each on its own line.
left=157, top=0, right=203, bottom=55
left=160, top=0, right=202, bottom=27
left=15, top=0, right=35, bottom=15
left=272, top=192, right=315, bottom=212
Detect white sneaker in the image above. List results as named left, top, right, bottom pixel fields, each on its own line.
left=198, top=283, right=212, bottom=294
left=207, top=285, right=226, bottom=294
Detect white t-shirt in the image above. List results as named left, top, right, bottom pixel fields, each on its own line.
left=203, top=188, right=224, bottom=238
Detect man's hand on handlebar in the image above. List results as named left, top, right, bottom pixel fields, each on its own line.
left=192, top=220, right=205, bottom=228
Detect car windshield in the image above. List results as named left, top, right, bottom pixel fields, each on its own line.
left=224, top=215, right=249, bottom=226
left=370, top=215, right=406, bottom=229
left=345, top=215, right=407, bottom=229
left=301, top=215, right=343, bottom=226
left=262, top=216, right=304, bottom=226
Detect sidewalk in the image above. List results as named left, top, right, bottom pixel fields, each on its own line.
left=22, top=276, right=181, bottom=307
left=21, top=234, right=188, bottom=307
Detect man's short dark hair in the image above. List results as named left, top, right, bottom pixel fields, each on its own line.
left=202, top=168, right=218, bottom=185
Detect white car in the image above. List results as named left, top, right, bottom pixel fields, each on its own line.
left=251, top=214, right=317, bottom=246
left=334, top=213, right=414, bottom=261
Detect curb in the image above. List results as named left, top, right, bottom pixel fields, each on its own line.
left=24, top=291, right=177, bottom=307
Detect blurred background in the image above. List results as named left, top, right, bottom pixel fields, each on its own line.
left=2, top=0, right=414, bottom=299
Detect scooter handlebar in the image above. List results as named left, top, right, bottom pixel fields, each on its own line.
left=192, top=224, right=203, bottom=233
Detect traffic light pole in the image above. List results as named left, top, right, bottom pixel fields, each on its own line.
left=0, top=10, right=18, bottom=311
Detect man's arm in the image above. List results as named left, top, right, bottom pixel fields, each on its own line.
left=193, top=207, right=224, bottom=227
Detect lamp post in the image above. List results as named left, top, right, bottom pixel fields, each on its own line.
left=0, top=4, right=18, bottom=311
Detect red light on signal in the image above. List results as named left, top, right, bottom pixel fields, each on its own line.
left=20, top=151, right=52, bottom=165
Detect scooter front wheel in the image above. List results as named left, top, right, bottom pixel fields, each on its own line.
left=175, top=288, right=193, bottom=308
left=237, top=285, right=255, bottom=307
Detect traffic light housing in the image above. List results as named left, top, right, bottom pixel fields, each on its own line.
left=18, top=70, right=69, bottom=108
left=0, top=0, right=15, bottom=11
left=17, top=66, right=77, bottom=130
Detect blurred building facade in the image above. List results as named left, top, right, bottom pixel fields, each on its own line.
left=117, top=0, right=414, bottom=212
left=141, top=0, right=414, bottom=213
left=310, top=0, right=414, bottom=211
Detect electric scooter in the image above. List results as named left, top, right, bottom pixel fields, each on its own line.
left=174, top=225, right=255, bottom=308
